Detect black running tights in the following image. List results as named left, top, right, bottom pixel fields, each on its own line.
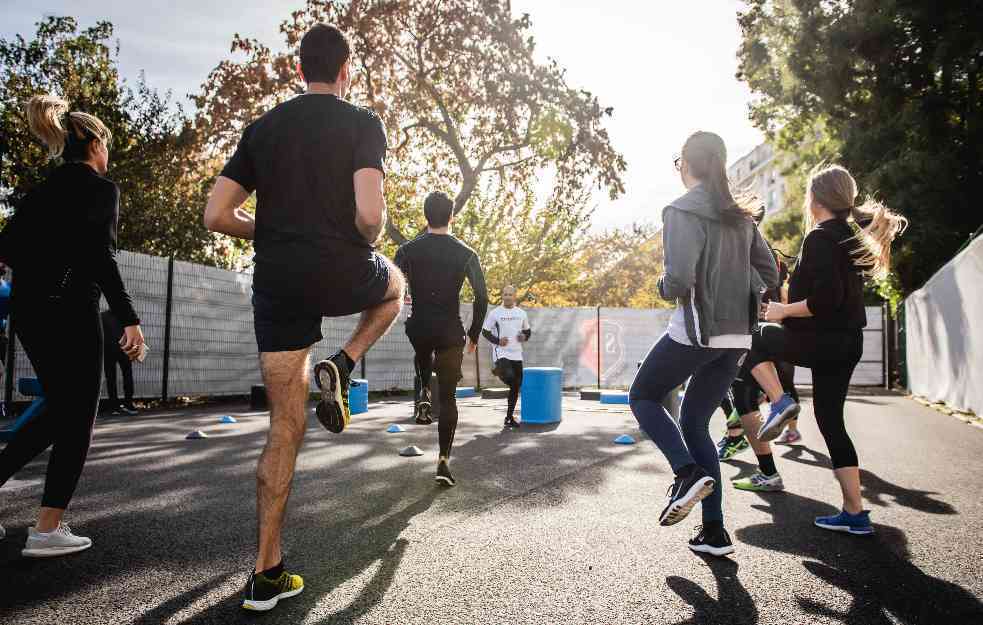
left=0, top=301, right=103, bottom=509
left=411, top=336, right=464, bottom=458
left=746, top=324, right=862, bottom=469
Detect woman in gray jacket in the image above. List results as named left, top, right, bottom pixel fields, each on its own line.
left=628, top=131, right=780, bottom=557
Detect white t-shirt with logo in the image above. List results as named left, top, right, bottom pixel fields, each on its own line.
left=483, top=305, right=530, bottom=362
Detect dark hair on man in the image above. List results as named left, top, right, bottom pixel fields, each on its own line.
left=424, top=192, right=454, bottom=228
left=299, top=24, right=351, bottom=84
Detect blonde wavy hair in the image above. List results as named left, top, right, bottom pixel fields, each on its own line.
left=805, top=164, right=908, bottom=280
left=26, top=94, right=111, bottom=161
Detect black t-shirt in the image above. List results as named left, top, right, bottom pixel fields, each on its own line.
left=785, top=218, right=867, bottom=332
left=220, top=93, right=387, bottom=291
left=394, top=233, right=489, bottom=343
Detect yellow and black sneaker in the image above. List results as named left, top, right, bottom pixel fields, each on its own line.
left=241, top=568, right=304, bottom=611
left=313, top=352, right=351, bottom=434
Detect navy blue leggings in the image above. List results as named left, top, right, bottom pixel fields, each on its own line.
left=629, top=333, right=745, bottom=523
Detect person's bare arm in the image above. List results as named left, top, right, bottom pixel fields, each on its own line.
left=353, top=168, right=386, bottom=244
left=204, top=176, right=255, bottom=240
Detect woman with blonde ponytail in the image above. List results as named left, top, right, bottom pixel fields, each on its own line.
left=746, top=164, right=907, bottom=536
left=0, top=94, right=144, bottom=557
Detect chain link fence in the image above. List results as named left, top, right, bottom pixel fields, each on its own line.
left=3, top=251, right=886, bottom=402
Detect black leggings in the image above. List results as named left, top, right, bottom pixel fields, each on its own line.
left=0, top=301, right=103, bottom=509
left=731, top=359, right=799, bottom=416
left=410, top=334, right=464, bottom=458
left=746, top=324, right=863, bottom=469
left=103, top=340, right=134, bottom=404
left=496, top=359, right=524, bottom=419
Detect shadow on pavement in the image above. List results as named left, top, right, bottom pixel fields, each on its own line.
left=780, top=447, right=956, bottom=515
left=666, top=555, right=758, bottom=625
left=736, top=491, right=982, bottom=624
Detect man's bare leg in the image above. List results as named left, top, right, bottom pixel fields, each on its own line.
left=750, top=362, right=785, bottom=403
left=255, top=347, right=311, bottom=574
left=342, top=257, right=405, bottom=363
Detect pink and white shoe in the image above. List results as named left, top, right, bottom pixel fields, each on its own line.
left=775, top=428, right=803, bottom=444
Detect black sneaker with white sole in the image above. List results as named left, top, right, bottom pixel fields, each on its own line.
left=659, top=464, right=716, bottom=526
left=435, top=460, right=456, bottom=487
left=415, top=389, right=433, bottom=425
left=688, top=525, right=735, bottom=557
left=313, top=352, right=351, bottom=434
left=241, top=569, right=304, bottom=611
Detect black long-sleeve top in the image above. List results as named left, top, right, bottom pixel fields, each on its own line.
left=785, top=218, right=866, bottom=332
left=0, top=162, right=139, bottom=326
left=394, top=232, right=488, bottom=343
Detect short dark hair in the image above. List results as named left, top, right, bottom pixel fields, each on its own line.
left=424, top=192, right=454, bottom=228
left=299, top=24, right=351, bottom=84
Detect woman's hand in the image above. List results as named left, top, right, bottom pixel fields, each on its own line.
left=120, top=325, right=145, bottom=361
left=762, top=301, right=787, bottom=323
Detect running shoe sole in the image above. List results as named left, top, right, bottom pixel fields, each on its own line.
left=814, top=520, right=875, bottom=535
left=688, top=542, right=736, bottom=557
left=415, top=401, right=433, bottom=425
left=22, top=542, right=93, bottom=557
left=314, top=360, right=347, bottom=434
left=732, top=480, right=784, bottom=492
left=242, top=586, right=304, bottom=611
left=435, top=475, right=456, bottom=487
left=757, top=403, right=802, bottom=442
left=659, top=476, right=715, bottom=526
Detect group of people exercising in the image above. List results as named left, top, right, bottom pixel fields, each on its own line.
left=0, top=21, right=907, bottom=613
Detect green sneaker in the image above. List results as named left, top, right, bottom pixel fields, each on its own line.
left=725, top=409, right=742, bottom=429
left=732, top=471, right=784, bottom=492
left=242, top=569, right=305, bottom=611
left=717, top=435, right=750, bottom=460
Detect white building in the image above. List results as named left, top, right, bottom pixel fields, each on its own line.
left=728, top=142, right=786, bottom=218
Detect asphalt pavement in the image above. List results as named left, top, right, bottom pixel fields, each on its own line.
left=1, top=390, right=981, bottom=624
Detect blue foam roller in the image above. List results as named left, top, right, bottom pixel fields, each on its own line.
left=455, top=387, right=477, bottom=398
left=350, top=378, right=369, bottom=415
left=386, top=424, right=405, bottom=433
left=614, top=434, right=636, bottom=445
left=219, top=415, right=237, bottom=424
left=600, top=391, right=630, bottom=405
left=519, top=367, right=563, bottom=424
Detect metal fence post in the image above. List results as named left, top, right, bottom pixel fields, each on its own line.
left=161, top=256, right=174, bottom=402
left=596, top=306, right=602, bottom=389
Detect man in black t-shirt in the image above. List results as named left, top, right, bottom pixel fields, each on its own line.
left=394, top=192, right=488, bottom=487
left=204, top=23, right=405, bottom=613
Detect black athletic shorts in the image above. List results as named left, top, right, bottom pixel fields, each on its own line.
left=252, top=251, right=391, bottom=352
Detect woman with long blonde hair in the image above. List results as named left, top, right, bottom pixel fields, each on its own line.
left=0, top=95, right=144, bottom=556
left=748, top=164, right=907, bottom=535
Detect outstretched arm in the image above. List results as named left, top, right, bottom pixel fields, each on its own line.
left=204, top=177, right=255, bottom=240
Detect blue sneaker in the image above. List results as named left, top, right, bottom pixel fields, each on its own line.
left=756, top=393, right=801, bottom=442
left=814, top=510, right=874, bottom=535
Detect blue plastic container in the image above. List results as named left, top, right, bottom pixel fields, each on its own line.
left=455, top=387, right=477, bottom=398
left=350, top=378, right=369, bottom=415
left=600, top=391, right=630, bottom=405
left=519, top=367, right=563, bottom=424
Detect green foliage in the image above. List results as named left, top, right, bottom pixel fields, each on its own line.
left=0, top=17, right=226, bottom=265
left=738, top=0, right=983, bottom=294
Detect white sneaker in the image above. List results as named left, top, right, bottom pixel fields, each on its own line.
left=22, top=523, right=92, bottom=557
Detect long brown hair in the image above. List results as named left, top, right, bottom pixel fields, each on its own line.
left=26, top=94, right=111, bottom=161
left=681, top=131, right=758, bottom=223
left=806, top=164, right=908, bottom=279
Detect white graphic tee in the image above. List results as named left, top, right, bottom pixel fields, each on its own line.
left=483, top=305, right=530, bottom=362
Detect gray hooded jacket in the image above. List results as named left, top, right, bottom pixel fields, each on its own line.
left=657, top=184, right=779, bottom=346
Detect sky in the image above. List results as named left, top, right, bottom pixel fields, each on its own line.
left=2, top=0, right=764, bottom=231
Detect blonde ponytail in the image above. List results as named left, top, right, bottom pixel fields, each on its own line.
left=27, top=94, right=70, bottom=159
left=806, top=164, right=908, bottom=280
left=25, top=94, right=112, bottom=161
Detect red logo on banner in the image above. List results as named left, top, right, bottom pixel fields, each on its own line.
left=580, top=318, right=625, bottom=380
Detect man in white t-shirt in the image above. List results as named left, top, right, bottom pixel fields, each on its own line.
left=481, top=285, right=531, bottom=427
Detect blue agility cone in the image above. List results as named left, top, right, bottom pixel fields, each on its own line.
left=186, top=430, right=209, bottom=440
left=386, top=424, right=406, bottom=433
left=219, top=415, right=237, bottom=424
left=613, top=434, right=636, bottom=445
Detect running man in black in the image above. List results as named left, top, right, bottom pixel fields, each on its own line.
left=394, top=192, right=488, bottom=487
left=204, top=24, right=405, bottom=612
left=0, top=95, right=144, bottom=557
